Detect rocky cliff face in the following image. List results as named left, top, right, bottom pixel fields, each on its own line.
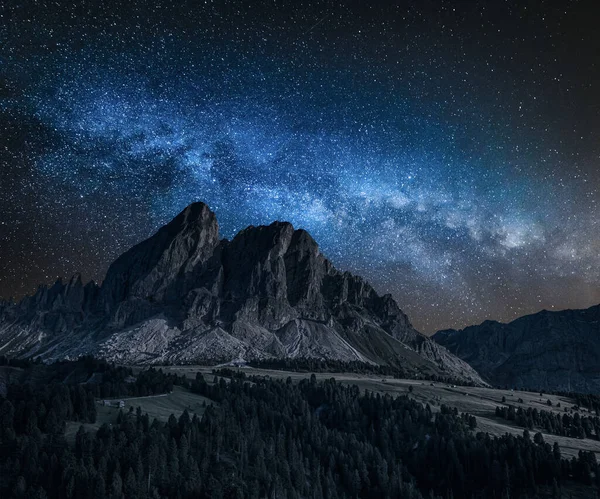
left=434, top=305, right=600, bottom=392
left=0, top=202, right=484, bottom=384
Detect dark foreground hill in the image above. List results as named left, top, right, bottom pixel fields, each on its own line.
left=1, top=359, right=599, bottom=498
left=434, top=305, right=600, bottom=392
left=0, top=202, right=483, bottom=384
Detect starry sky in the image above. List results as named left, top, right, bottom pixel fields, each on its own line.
left=1, top=0, right=599, bottom=333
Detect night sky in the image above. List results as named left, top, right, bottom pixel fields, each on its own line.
left=1, top=0, right=599, bottom=333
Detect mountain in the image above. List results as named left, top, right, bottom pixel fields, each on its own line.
left=0, top=202, right=484, bottom=384
left=434, top=305, right=600, bottom=392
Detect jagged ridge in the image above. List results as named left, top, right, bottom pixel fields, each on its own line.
left=0, top=202, right=484, bottom=384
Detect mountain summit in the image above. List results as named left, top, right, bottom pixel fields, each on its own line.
left=0, top=202, right=483, bottom=384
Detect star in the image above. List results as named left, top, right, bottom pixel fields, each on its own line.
left=0, top=0, right=598, bottom=333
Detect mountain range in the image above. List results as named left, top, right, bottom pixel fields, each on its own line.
left=434, top=305, right=600, bottom=392
left=0, top=202, right=483, bottom=384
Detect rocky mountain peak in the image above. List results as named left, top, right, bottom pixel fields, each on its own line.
left=100, top=202, right=220, bottom=312
left=166, top=201, right=217, bottom=233
left=229, top=221, right=296, bottom=258
left=0, top=202, right=485, bottom=385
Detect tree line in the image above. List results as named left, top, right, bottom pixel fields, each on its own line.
left=496, top=405, right=600, bottom=440
left=247, top=358, right=477, bottom=386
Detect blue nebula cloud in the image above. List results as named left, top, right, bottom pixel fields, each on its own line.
left=1, top=1, right=598, bottom=332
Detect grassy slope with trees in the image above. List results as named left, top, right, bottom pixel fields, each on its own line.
left=1, top=359, right=600, bottom=498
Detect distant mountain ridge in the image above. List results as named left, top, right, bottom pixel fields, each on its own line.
left=433, top=305, right=600, bottom=392
left=0, top=202, right=484, bottom=384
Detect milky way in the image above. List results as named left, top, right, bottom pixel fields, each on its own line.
left=1, top=1, right=599, bottom=332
